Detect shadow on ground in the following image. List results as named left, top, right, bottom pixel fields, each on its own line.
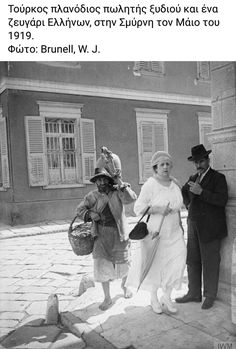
left=0, top=318, right=63, bottom=348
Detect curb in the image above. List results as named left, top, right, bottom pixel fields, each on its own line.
left=0, top=212, right=187, bottom=240
left=0, top=227, right=69, bottom=240
left=60, top=311, right=117, bottom=349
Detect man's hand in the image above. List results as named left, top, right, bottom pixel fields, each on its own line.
left=188, top=181, right=203, bottom=195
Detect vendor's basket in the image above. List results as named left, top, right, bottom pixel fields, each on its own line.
left=68, top=216, right=94, bottom=256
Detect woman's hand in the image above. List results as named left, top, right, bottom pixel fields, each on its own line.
left=149, top=205, right=172, bottom=216
left=152, top=232, right=159, bottom=240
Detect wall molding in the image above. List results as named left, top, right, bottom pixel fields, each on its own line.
left=0, top=77, right=211, bottom=106
left=37, top=100, right=83, bottom=118
left=208, top=127, right=236, bottom=144
left=135, top=108, right=171, bottom=117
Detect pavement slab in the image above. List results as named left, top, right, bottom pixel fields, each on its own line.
left=187, top=302, right=230, bottom=337
left=49, top=331, right=86, bottom=349
left=0, top=268, right=25, bottom=278
left=0, top=279, right=18, bottom=287
left=30, top=279, right=54, bottom=287
left=49, top=265, right=82, bottom=275
left=17, top=294, right=51, bottom=302
left=17, top=287, right=57, bottom=295
left=24, top=301, right=48, bottom=316
left=24, top=300, right=71, bottom=317
left=0, top=320, right=19, bottom=329
left=0, top=294, right=21, bottom=301
left=0, top=328, right=15, bottom=340
left=0, top=325, right=62, bottom=349
left=45, top=280, right=69, bottom=288
left=0, top=301, right=30, bottom=313
left=128, top=324, right=215, bottom=349
left=0, top=313, right=25, bottom=321
left=16, top=270, right=47, bottom=279
left=19, top=317, right=45, bottom=327
left=61, top=312, right=116, bottom=349
left=55, top=288, right=76, bottom=296
left=12, top=279, right=38, bottom=287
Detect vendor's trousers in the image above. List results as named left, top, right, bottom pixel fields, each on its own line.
left=186, top=219, right=221, bottom=300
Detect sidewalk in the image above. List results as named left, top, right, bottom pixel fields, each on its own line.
left=0, top=210, right=188, bottom=241
left=0, top=219, right=72, bottom=240
left=0, top=214, right=235, bottom=349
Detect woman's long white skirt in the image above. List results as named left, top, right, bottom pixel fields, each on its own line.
left=126, top=213, right=186, bottom=292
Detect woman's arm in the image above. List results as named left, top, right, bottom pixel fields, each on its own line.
left=134, top=180, right=152, bottom=216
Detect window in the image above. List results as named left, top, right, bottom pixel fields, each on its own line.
left=25, top=102, right=96, bottom=188
left=0, top=107, right=10, bottom=190
left=133, top=61, right=165, bottom=77
left=45, top=118, right=77, bottom=185
left=197, top=62, right=211, bottom=81
left=136, top=108, right=169, bottom=183
left=197, top=112, right=212, bottom=149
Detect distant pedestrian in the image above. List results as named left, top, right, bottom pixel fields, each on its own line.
left=76, top=152, right=137, bottom=311
left=175, top=144, right=228, bottom=309
left=126, top=151, right=186, bottom=314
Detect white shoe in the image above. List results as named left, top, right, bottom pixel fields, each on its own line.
left=150, top=298, right=163, bottom=314
left=160, top=294, right=177, bottom=314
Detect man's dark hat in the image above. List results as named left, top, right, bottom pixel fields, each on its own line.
left=90, top=168, right=114, bottom=183
left=188, top=144, right=212, bottom=161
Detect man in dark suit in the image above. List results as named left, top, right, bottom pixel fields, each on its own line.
left=176, top=144, right=228, bottom=309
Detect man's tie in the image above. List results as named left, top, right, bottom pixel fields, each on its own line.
left=195, top=174, right=201, bottom=184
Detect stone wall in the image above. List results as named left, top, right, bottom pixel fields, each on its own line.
left=209, top=62, right=236, bottom=326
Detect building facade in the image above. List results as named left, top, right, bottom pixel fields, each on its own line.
left=0, top=61, right=211, bottom=225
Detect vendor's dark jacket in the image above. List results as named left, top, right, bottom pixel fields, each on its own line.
left=182, top=168, right=228, bottom=243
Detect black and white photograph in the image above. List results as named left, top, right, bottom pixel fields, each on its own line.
left=0, top=61, right=236, bottom=348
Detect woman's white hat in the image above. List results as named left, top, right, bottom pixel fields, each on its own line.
left=151, top=151, right=172, bottom=167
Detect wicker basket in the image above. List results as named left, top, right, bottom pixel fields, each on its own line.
left=68, top=216, right=94, bottom=256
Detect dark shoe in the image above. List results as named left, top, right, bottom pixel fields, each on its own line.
left=175, top=294, right=202, bottom=303
left=201, top=298, right=214, bottom=310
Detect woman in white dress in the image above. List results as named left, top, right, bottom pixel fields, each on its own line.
left=126, top=151, right=186, bottom=314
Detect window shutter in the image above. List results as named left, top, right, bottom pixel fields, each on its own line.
left=25, top=116, right=48, bottom=186
left=80, top=118, right=96, bottom=183
left=140, top=122, right=153, bottom=181
left=0, top=118, right=10, bottom=188
left=153, top=122, right=165, bottom=150
left=134, top=62, right=164, bottom=76
left=198, top=62, right=210, bottom=80
left=200, top=123, right=212, bottom=149
left=134, top=61, right=151, bottom=72
left=133, top=61, right=145, bottom=76
left=133, top=61, right=141, bottom=71
left=140, top=121, right=166, bottom=182
left=151, top=62, right=164, bottom=74
left=139, top=61, right=149, bottom=71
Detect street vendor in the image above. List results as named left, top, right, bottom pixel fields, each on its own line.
left=76, top=150, right=137, bottom=311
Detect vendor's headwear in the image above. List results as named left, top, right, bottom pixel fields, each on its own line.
left=90, top=167, right=114, bottom=184
left=151, top=151, right=172, bottom=168
left=187, top=144, right=212, bottom=161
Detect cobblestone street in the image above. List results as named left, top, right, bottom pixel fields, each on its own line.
left=0, top=230, right=93, bottom=340
left=0, top=218, right=235, bottom=349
